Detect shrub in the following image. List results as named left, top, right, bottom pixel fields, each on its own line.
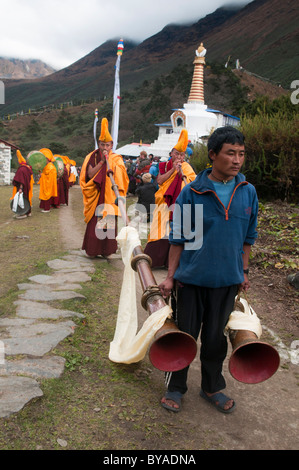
left=49, top=141, right=69, bottom=155
left=240, top=112, right=299, bottom=202
left=24, top=119, right=42, bottom=138
left=189, top=141, right=211, bottom=174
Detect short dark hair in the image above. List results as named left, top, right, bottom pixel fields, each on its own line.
left=208, top=126, right=245, bottom=155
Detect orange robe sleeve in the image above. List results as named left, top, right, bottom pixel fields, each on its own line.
left=28, top=174, right=34, bottom=205
left=79, top=152, right=101, bottom=224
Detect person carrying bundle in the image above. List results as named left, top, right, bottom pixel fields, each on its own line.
left=10, top=150, right=34, bottom=219
left=38, top=148, right=59, bottom=212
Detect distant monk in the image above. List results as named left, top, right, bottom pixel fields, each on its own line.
left=69, top=160, right=78, bottom=186
left=144, top=129, right=196, bottom=268
left=38, top=148, right=59, bottom=213
left=56, top=155, right=70, bottom=206
left=10, top=149, right=34, bottom=218
left=80, top=118, right=129, bottom=258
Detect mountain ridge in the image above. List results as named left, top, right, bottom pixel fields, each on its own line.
left=0, top=57, right=55, bottom=79
left=1, top=0, right=298, bottom=116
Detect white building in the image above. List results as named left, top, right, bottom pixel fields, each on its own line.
left=0, top=138, right=18, bottom=185
left=117, top=43, right=240, bottom=159
left=114, top=142, right=152, bottom=159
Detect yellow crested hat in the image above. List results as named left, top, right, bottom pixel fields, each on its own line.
left=16, top=149, right=26, bottom=164
left=40, top=148, right=55, bottom=162
left=173, top=129, right=188, bottom=153
left=99, top=118, right=113, bottom=143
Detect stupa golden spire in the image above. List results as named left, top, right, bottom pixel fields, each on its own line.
left=187, top=43, right=206, bottom=104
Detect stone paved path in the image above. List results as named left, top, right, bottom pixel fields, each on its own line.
left=0, top=250, right=95, bottom=418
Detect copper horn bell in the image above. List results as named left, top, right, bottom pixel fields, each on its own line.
left=228, top=329, right=280, bottom=384
left=131, top=247, right=197, bottom=372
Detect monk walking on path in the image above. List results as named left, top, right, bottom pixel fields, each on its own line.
left=38, top=148, right=59, bottom=213
left=10, top=150, right=34, bottom=218
left=80, top=118, right=129, bottom=258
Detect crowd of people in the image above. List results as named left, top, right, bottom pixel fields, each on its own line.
left=11, top=117, right=259, bottom=416
left=10, top=148, right=78, bottom=219
left=123, top=140, right=196, bottom=232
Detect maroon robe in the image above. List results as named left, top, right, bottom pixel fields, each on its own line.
left=57, top=166, right=70, bottom=205
left=162, top=159, right=183, bottom=218
left=13, top=164, right=32, bottom=201
left=144, top=159, right=183, bottom=268
left=12, top=164, right=33, bottom=215
left=39, top=196, right=59, bottom=210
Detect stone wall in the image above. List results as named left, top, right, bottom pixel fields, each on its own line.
left=0, top=143, right=11, bottom=185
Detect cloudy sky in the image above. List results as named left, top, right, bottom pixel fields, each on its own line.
left=1, top=0, right=250, bottom=70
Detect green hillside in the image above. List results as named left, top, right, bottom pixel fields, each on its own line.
left=1, top=64, right=251, bottom=166
left=1, top=0, right=297, bottom=117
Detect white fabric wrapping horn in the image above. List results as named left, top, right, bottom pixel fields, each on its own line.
left=225, top=296, right=262, bottom=339
left=109, top=226, right=172, bottom=364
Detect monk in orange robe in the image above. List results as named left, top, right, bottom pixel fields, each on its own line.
left=144, top=129, right=196, bottom=267
left=80, top=118, right=129, bottom=257
left=10, top=150, right=34, bottom=218
left=38, top=148, right=59, bottom=212
left=69, top=159, right=77, bottom=187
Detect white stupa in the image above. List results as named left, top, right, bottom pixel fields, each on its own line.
left=117, top=43, right=240, bottom=159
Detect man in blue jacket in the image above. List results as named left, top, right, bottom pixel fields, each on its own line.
left=159, top=126, right=258, bottom=413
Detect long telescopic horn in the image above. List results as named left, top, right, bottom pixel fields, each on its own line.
left=105, top=154, right=197, bottom=372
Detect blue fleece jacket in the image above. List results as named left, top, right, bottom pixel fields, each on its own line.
left=169, top=168, right=258, bottom=288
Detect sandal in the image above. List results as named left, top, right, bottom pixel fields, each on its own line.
left=161, top=390, right=183, bottom=412
left=200, top=389, right=236, bottom=414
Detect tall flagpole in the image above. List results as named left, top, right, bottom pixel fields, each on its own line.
left=111, top=39, right=124, bottom=151
left=93, top=108, right=99, bottom=150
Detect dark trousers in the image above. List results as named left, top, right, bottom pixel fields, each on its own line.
left=166, top=283, right=239, bottom=395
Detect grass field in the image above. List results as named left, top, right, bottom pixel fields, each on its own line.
left=0, top=185, right=180, bottom=451
left=0, top=184, right=298, bottom=451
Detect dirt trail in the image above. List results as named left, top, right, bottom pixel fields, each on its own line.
left=59, top=186, right=86, bottom=251
left=60, top=189, right=299, bottom=450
